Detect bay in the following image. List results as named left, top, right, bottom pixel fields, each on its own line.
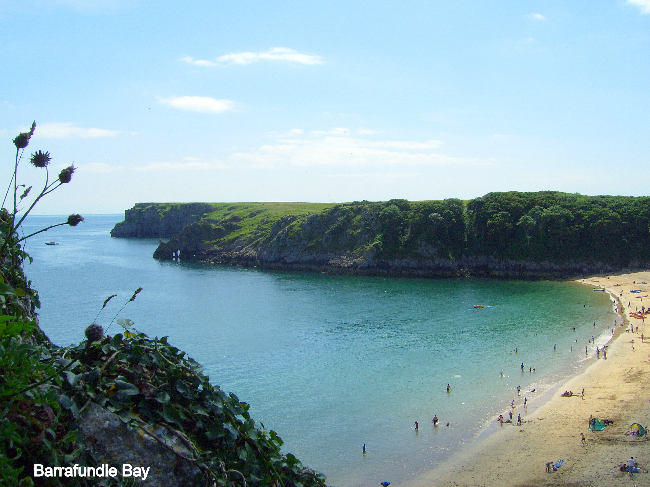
left=22, top=215, right=616, bottom=486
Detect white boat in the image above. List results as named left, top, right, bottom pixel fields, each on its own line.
left=45, top=241, right=59, bottom=246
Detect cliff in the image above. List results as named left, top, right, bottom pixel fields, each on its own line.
left=110, top=202, right=214, bottom=238
left=112, top=194, right=650, bottom=279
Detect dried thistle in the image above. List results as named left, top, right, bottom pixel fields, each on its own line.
left=84, top=323, right=104, bottom=343
left=30, top=150, right=51, bottom=168
left=13, top=121, right=36, bottom=149
left=58, top=165, right=76, bottom=184
left=66, top=214, right=84, bottom=226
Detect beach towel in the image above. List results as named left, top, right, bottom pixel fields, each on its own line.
left=554, top=460, right=564, bottom=470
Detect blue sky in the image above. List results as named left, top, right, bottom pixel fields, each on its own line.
left=1, top=0, right=649, bottom=215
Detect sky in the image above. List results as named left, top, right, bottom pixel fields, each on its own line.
left=1, top=0, right=650, bottom=215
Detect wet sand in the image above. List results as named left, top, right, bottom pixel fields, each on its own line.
left=404, top=271, right=650, bottom=487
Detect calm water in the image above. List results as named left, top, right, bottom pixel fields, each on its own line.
left=22, top=215, right=616, bottom=486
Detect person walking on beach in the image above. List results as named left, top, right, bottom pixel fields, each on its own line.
left=517, top=413, right=521, bottom=425
left=581, top=432, right=586, bottom=446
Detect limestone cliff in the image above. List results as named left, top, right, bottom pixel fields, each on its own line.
left=110, top=202, right=214, bottom=238
left=112, top=194, right=650, bottom=279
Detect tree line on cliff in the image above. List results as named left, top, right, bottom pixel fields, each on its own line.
left=135, top=192, right=650, bottom=273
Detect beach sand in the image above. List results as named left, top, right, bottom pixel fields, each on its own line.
left=403, top=271, right=650, bottom=487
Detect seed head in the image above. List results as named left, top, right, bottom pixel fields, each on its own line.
left=67, top=214, right=84, bottom=226
left=129, top=287, right=143, bottom=302
left=13, top=122, right=36, bottom=149
left=30, top=150, right=51, bottom=168
left=85, top=323, right=104, bottom=343
left=58, top=165, right=76, bottom=184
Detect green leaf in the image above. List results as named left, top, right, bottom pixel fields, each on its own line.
left=117, top=318, right=134, bottom=330
left=0, top=283, right=17, bottom=296
left=154, top=391, right=170, bottom=404
left=161, top=403, right=182, bottom=426
left=114, top=379, right=139, bottom=395
left=63, top=371, right=80, bottom=387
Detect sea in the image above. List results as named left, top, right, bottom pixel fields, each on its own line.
left=21, top=214, right=618, bottom=487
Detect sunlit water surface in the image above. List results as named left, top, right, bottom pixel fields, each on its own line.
left=22, top=215, right=616, bottom=486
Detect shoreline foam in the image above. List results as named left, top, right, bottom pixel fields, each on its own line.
left=403, top=271, right=650, bottom=487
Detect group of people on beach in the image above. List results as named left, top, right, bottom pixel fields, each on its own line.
left=414, top=415, right=449, bottom=431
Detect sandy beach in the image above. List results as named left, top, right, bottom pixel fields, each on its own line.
left=404, top=271, right=650, bottom=487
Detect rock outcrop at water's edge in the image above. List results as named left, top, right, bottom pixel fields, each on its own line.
left=110, top=194, right=650, bottom=279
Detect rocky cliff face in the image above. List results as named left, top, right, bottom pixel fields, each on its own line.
left=111, top=203, right=214, bottom=238
left=148, top=202, right=629, bottom=279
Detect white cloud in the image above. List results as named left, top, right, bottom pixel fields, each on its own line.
left=310, top=127, right=349, bottom=136
left=357, top=128, right=381, bottom=135
left=158, top=96, right=235, bottom=113
left=530, top=13, right=546, bottom=20
left=627, top=0, right=650, bottom=13
left=134, top=160, right=231, bottom=171
left=229, top=130, right=471, bottom=168
left=36, top=122, right=118, bottom=138
left=80, top=162, right=123, bottom=173
left=181, top=47, right=323, bottom=66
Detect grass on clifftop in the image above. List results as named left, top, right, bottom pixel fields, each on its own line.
left=200, top=202, right=337, bottom=244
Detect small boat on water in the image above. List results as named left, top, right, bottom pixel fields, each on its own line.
left=593, top=288, right=605, bottom=291
left=45, top=241, right=59, bottom=246
left=473, top=304, right=484, bottom=308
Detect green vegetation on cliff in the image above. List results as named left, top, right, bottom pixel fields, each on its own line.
left=120, top=193, right=650, bottom=278
left=1, top=124, right=326, bottom=486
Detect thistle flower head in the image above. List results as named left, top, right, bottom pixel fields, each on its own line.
left=58, top=165, right=76, bottom=184
left=85, top=323, right=104, bottom=343
left=13, top=121, right=36, bottom=149
left=30, top=150, right=51, bottom=168
left=67, top=214, right=84, bottom=226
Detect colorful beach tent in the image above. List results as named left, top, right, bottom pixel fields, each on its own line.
left=626, top=423, right=646, bottom=437
left=588, top=418, right=606, bottom=431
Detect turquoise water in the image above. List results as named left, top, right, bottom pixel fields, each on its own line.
left=22, top=215, right=616, bottom=486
